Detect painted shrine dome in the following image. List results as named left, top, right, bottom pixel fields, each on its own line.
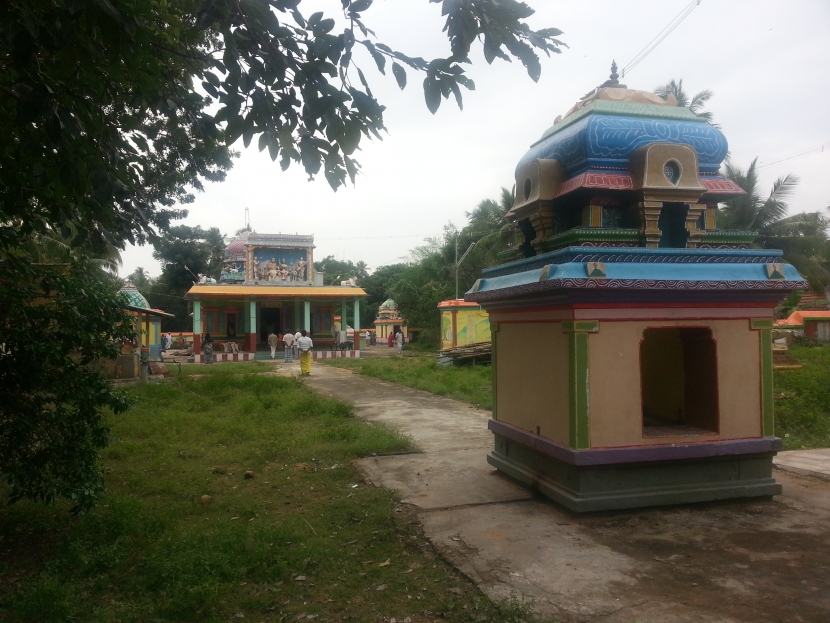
left=119, top=281, right=150, bottom=309
left=379, top=298, right=397, bottom=310
left=517, top=63, right=728, bottom=176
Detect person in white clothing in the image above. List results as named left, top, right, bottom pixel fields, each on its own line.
left=293, top=329, right=302, bottom=359
left=395, top=329, right=403, bottom=355
left=297, top=330, right=314, bottom=375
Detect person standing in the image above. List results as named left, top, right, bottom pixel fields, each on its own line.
left=203, top=333, right=214, bottom=364
left=283, top=330, right=295, bottom=363
left=267, top=330, right=280, bottom=359
left=395, top=328, right=403, bottom=355
left=294, top=328, right=302, bottom=359
left=297, top=330, right=313, bottom=376
left=387, top=331, right=394, bottom=348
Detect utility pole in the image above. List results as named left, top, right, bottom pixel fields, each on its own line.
left=455, top=234, right=476, bottom=300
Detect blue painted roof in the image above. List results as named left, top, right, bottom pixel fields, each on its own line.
left=518, top=111, right=728, bottom=175
left=467, top=247, right=807, bottom=299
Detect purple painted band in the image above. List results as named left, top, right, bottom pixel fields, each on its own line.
left=489, top=419, right=783, bottom=466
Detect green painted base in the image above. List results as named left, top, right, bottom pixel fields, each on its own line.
left=489, top=434, right=782, bottom=513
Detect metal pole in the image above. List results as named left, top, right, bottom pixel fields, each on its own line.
left=455, top=235, right=459, bottom=300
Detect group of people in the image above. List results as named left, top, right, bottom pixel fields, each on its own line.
left=388, top=329, right=404, bottom=355
left=268, top=330, right=314, bottom=375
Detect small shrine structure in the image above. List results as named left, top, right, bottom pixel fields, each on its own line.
left=118, top=281, right=174, bottom=380
left=438, top=299, right=491, bottom=350
left=465, top=64, right=808, bottom=512
left=373, top=298, right=408, bottom=343
left=186, top=231, right=367, bottom=362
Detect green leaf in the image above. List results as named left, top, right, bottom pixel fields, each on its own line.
left=242, top=114, right=255, bottom=148
left=225, top=114, right=244, bottom=145
left=423, top=76, right=441, bottom=114
left=392, top=62, right=406, bottom=89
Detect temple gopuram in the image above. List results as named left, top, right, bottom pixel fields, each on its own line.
left=465, top=64, right=808, bottom=512
left=186, top=231, right=366, bottom=362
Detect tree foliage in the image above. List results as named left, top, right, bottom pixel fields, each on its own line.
left=719, top=158, right=830, bottom=293
left=0, top=258, right=135, bottom=513
left=654, top=79, right=715, bottom=125
left=1, top=0, right=564, bottom=252
left=144, top=225, right=227, bottom=330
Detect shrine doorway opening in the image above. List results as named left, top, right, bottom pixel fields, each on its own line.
left=260, top=307, right=281, bottom=343
left=640, top=327, right=719, bottom=436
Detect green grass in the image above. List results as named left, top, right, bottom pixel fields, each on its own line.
left=0, top=369, right=544, bottom=623
left=774, top=344, right=830, bottom=450
left=323, top=355, right=493, bottom=410
left=179, top=361, right=275, bottom=375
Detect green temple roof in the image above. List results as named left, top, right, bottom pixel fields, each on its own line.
left=119, top=281, right=150, bottom=309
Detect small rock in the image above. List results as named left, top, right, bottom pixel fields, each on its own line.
left=244, top=470, right=256, bottom=479
left=376, top=584, right=387, bottom=591
left=448, top=587, right=463, bottom=595
left=199, top=495, right=213, bottom=504
left=294, top=575, right=307, bottom=582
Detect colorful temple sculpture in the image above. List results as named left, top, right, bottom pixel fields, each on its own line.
left=373, top=298, right=409, bottom=343
left=438, top=299, right=491, bottom=350
left=186, top=232, right=367, bottom=362
left=465, top=64, right=808, bottom=512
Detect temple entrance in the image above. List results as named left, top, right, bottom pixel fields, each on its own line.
left=640, top=327, right=719, bottom=436
left=227, top=312, right=237, bottom=338
left=261, top=308, right=280, bottom=343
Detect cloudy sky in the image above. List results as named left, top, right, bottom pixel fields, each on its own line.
left=120, top=0, right=830, bottom=278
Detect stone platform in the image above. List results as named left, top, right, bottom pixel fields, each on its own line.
left=774, top=448, right=830, bottom=481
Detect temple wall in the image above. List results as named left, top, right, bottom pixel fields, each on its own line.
left=495, top=322, right=570, bottom=446
left=588, top=318, right=762, bottom=447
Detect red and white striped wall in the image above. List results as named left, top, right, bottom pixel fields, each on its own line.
left=311, top=350, right=361, bottom=360
left=193, top=352, right=257, bottom=363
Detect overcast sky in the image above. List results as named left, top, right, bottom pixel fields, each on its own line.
left=120, top=0, right=830, bottom=278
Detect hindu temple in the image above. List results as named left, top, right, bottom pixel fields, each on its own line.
left=373, top=298, right=409, bottom=343
left=465, top=64, right=808, bottom=511
left=186, top=230, right=367, bottom=362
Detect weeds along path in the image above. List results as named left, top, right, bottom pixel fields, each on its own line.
left=290, top=362, right=830, bottom=623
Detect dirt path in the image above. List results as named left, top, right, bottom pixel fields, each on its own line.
left=276, top=362, right=830, bottom=623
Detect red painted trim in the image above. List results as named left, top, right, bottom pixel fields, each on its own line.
left=193, top=334, right=201, bottom=355
left=491, top=301, right=776, bottom=314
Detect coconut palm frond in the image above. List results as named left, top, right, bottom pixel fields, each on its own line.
left=755, top=174, right=800, bottom=231
left=688, top=89, right=713, bottom=114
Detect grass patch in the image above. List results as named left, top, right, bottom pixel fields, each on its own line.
left=322, top=355, right=493, bottom=410
left=775, top=344, right=830, bottom=450
left=179, top=361, right=275, bottom=375
left=0, top=369, right=546, bottom=623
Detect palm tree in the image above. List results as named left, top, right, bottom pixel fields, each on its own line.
left=463, top=186, right=518, bottom=259
left=719, top=158, right=830, bottom=292
left=128, top=267, right=153, bottom=289
left=655, top=79, right=715, bottom=125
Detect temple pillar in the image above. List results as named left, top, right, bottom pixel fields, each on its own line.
left=636, top=201, right=663, bottom=247
left=341, top=300, right=347, bottom=332
left=685, top=203, right=707, bottom=248
left=294, top=300, right=301, bottom=332
left=247, top=299, right=257, bottom=352
left=303, top=300, right=311, bottom=332
left=192, top=299, right=201, bottom=355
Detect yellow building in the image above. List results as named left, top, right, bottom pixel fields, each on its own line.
left=438, top=299, right=490, bottom=350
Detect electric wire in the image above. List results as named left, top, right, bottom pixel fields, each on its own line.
left=756, top=142, right=829, bottom=170
left=621, top=0, right=701, bottom=78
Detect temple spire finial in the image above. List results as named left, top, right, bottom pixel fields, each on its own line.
left=600, top=59, right=626, bottom=89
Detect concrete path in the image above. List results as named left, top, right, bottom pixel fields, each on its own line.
left=774, top=448, right=830, bottom=481
left=280, top=362, right=830, bottom=623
